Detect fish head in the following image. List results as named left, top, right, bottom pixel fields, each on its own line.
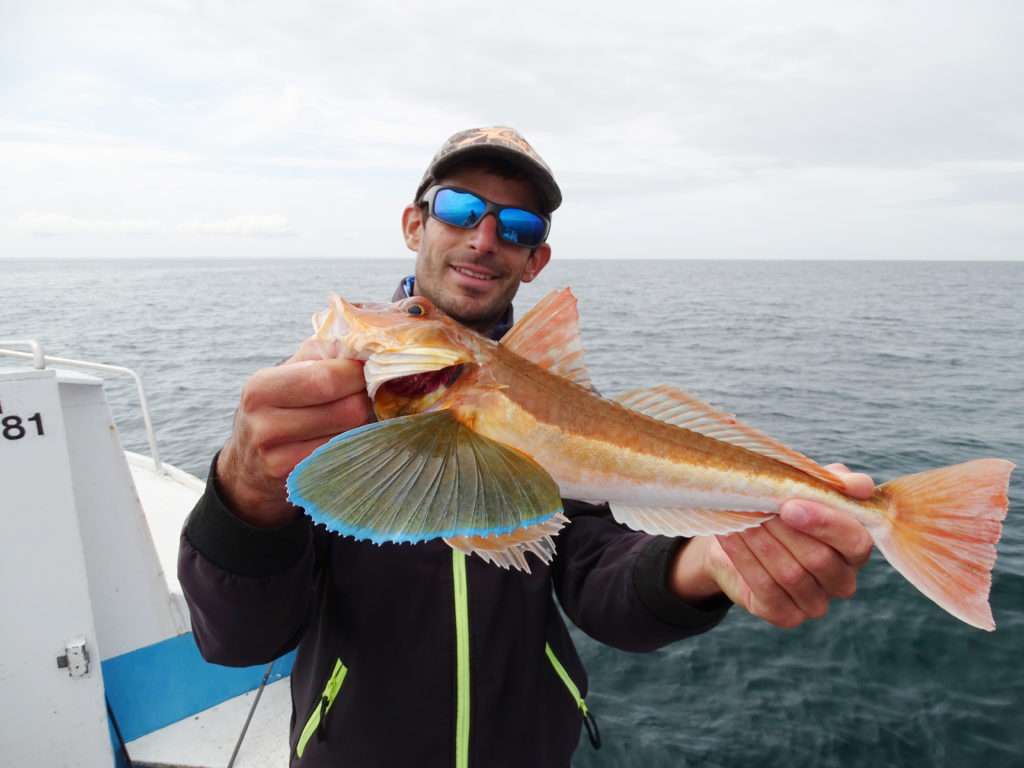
left=313, top=294, right=487, bottom=414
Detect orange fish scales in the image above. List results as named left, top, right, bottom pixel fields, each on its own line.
left=494, top=348, right=795, bottom=468
left=464, top=384, right=828, bottom=516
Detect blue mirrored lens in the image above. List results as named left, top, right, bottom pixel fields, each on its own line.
left=498, top=209, right=546, bottom=247
left=433, top=188, right=487, bottom=228
left=431, top=187, right=547, bottom=247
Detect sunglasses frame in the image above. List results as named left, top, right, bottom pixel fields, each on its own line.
left=420, top=185, right=551, bottom=248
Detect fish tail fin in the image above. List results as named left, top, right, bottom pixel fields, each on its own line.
left=872, top=459, right=1013, bottom=631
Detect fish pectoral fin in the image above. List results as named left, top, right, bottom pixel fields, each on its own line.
left=614, top=385, right=846, bottom=491
left=445, top=513, right=569, bottom=573
left=499, top=287, right=593, bottom=389
left=286, top=410, right=564, bottom=545
left=309, top=301, right=342, bottom=358
left=610, top=504, right=773, bottom=537
left=311, top=303, right=335, bottom=338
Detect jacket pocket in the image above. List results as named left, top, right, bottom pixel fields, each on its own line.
left=295, top=658, right=348, bottom=759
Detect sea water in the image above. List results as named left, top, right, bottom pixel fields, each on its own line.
left=2, top=258, right=1022, bottom=767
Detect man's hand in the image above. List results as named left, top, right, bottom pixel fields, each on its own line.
left=215, top=338, right=375, bottom=527
left=669, top=464, right=875, bottom=628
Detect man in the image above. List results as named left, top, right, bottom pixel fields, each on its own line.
left=178, top=127, right=874, bottom=767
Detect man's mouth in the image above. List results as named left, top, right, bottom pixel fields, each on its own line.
left=451, top=264, right=499, bottom=281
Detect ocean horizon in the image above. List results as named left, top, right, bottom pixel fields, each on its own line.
left=3, top=257, right=1021, bottom=766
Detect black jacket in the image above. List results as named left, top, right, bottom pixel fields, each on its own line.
left=177, top=285, right=731, bottom=767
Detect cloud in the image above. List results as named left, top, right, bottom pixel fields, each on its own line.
left=946, top=163, right=1024, bottom=206
left=15, top=212, right=158, bottom=236
left=181, top=214, right=296, bottom=238
left=2, top=1, right=1022, bottom=260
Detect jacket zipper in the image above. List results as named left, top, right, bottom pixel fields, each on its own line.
left=452, top=552, right=599, bottom=761
left=295, top=658, right=348, bottom=759
left=545, top=643, right=601, bottom=750
left=452, top=549, right=471, bottom=768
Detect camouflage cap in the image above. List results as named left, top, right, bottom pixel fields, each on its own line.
left=415, top=126, right=562, bottom=213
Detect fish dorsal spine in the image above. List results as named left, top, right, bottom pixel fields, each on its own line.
left=615, top=385, right=846, bottom=490
left=500, top=287, right=593, bottom=389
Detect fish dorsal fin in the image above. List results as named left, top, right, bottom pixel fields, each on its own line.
left=500, top=287, right=593, bottom=389
left=286, top=410, right=564, bottom=544
left=614, top=385, right=846, bottom=490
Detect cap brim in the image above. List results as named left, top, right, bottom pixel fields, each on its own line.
left=420, top=144, right=561, bottom=213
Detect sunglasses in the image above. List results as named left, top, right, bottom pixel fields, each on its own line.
left=420, top=185, right=550, bottom=248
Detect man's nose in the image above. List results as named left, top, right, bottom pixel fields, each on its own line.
left=468, top=213, right=500, bottom=253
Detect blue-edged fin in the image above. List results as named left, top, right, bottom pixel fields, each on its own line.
left=286, top=410, right=563, bottom=545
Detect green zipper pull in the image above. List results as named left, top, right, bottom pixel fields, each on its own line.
left=295, top=659, right=348, bottom=759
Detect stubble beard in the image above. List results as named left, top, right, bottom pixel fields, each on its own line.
left=421, top=264, right=518, bottom=334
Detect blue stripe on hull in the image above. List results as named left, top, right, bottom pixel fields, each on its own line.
left=102, top=633, right=295, bottom=742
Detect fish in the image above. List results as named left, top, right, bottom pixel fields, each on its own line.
left=286, top=287, right=1014, bottom=631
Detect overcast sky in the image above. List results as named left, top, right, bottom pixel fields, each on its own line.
left=2, top=1, right=1022, bottom=260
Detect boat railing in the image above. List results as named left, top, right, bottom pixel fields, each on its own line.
left=0, top=339, right=164, bottom=474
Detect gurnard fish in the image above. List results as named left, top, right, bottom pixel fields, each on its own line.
left=286, top=288, right=1014, bottom=631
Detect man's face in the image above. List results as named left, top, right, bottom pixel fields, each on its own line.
left=401, top=166, right=551, bottom=333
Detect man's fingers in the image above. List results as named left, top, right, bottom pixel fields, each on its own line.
left=737, top=526, right=829, bottom=619
left=839, top=472, right=875, bottom=499
left=762, top=518, right=857, bottom=599
left=245, top=358, right=367, bottom=409
left=823, top=463, right=875, bottom=500
left=288, top=335, right=345, bottom=364
left=778, top=500, right=874, bottom=567
left=256, top=394, right=375, bottom=446
left=717, top=533, right=804, bottom=628
left=261, top=437, right=341, bottom=481
left=706, top=463, right=877, bottom=629
left=701, top=539, right=751, bottom=607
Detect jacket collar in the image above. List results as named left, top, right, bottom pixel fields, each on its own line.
left=393, top=275, right=514, bottom=341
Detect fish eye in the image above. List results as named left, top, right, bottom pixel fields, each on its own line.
left=407, top=302, right=426, bottom=317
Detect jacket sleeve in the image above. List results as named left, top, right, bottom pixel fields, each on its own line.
left=177, top=454, right=320, bottom=667
left=552, top=498, right=732, bottom=653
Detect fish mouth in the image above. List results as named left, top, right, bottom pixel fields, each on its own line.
left=364, top=346, right=471, bottom=399
left=373, top=364, right=467, bottom=417
left=379, top=364, right=465, bottom=399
